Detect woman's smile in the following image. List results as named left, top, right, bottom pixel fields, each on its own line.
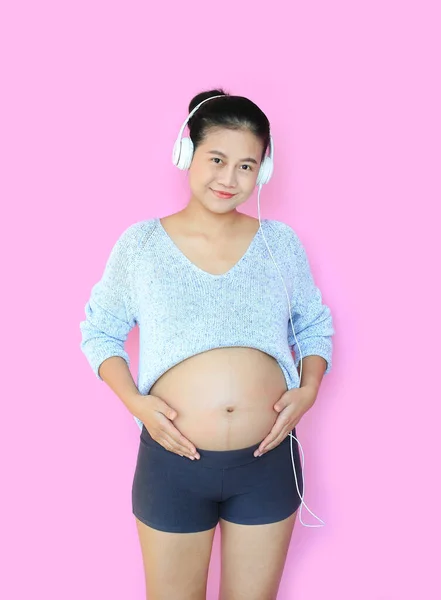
left=210, top=188, right=237, bottom=199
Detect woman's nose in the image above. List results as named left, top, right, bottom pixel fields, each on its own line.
left=217, top=167, right=237, bottom=187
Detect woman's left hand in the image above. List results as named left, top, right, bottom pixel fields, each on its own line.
left=254, top=385, right=318, bottom=457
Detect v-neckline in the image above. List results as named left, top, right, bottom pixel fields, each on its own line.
left=156, top=217, right=267, bottom=279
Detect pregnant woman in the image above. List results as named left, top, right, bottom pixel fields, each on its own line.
left=80, top=88, right=335, bottom=600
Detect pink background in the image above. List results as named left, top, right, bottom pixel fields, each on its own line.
left=2, top=0, right=440, bottom=598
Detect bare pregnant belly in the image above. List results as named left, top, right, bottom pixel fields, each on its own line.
left=148, top=347, right=289, bottom=451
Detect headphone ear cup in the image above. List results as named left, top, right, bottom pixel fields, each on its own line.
left=172, top=138, right=181, bottom=167
left=256, top=156, right=274, bottom=185
left=172, top=136, right=194, bottom=170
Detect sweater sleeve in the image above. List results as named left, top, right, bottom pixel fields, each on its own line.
left=79, top=222, right=143, bottom=380
left=287, top=232, right=335, bottom=375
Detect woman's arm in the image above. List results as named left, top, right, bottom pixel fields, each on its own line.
left=79, top=222, right=144, bottom=380
left=296, top=355, right=327, bottom=393
left=287, top=231, right=335, bottom=375
left=98, top=356, right=146, bottom=419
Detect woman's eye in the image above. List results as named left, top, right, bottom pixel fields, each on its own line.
left=210, top=158, right=251, bottom=171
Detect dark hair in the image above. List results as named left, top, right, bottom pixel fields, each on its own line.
left=187, top=88, right=270, bottom=163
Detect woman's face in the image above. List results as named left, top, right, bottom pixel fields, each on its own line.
left=187, top=127, right=263, bottom=214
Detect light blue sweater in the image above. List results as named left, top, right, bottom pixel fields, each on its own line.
left=79, top=217, right=335, bottom=430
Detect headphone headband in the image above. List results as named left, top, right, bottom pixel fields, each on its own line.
left=175, top=95, right=225, bottom=141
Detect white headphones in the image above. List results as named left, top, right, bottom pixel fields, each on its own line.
left=172, top=94, right=275, bottom=186
left=171, top=94, right=325, bottom=529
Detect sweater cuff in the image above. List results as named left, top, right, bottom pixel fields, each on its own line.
left=294, top=338, right=333, bottom=375
left=83, top=344, right=131, bottom=381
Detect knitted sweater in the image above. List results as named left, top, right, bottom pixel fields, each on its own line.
left=79, top=217, right=335, bottom=430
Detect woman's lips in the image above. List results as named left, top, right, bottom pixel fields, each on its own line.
left=211, top=189, right=236, bottom=199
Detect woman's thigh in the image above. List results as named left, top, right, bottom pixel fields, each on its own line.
left=135, top=517, right=216, bottom=600
left=217, top=434, right=302, bottom=598
left=219, top=511, right=297, bottom=600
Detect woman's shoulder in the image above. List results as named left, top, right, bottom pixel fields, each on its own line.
left=104, top=218, right=159, bottom=265
left=265, top=218, right=301, bottom=246
left=116, top=217, right=158, bottom=247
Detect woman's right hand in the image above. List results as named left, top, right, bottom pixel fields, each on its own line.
left=134, top=394, right=200, bottom=460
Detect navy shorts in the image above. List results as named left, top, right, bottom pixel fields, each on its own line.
left=132, top=424, right=304, bottom=533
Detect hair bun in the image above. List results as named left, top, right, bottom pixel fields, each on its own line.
left=188, top=89, right=229, bottom=115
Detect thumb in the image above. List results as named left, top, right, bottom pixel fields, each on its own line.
left=274, top=395, right=289, bottom=412
left=155, top=397, right=178, bottom=420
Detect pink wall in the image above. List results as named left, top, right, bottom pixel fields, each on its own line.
left=2, top=0, right=440, bottom=598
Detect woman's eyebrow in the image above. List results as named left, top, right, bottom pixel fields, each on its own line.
left=207, top=150, right=258, bottom=165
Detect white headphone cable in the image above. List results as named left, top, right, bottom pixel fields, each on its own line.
left=256, top=182, right=325, bottom=528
